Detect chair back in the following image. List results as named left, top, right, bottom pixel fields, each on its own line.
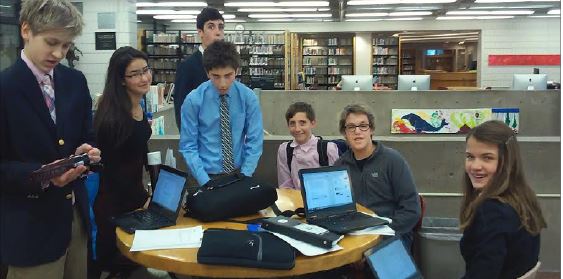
left=415, top=195, right=426, bottom=231
left=518, top=261, right=541, bottom=279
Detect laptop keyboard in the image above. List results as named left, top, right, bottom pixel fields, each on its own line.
left=132, top=211, right=169, bottom=226
left=313, top=212, right=386, bottom=233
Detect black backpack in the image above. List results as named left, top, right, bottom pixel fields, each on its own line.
left=285, top=136, right=348, bottom=172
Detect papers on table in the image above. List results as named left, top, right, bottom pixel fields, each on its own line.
left=130, top=226, right=203, bottom=252
left=268, top=231, right=343, bottom=257
left=349, top=214, right=395, bottom=236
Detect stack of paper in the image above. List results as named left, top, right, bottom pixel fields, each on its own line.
left=130, top=226, right=203, bottom=252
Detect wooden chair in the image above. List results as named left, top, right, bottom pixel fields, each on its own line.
left=517, top=261, right=541, bottom=279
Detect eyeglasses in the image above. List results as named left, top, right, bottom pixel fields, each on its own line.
left=125, top=67, right=152, bottom=80
left=345, top=123, right=371, bottom=133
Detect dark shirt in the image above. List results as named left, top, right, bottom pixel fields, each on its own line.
left=173, top=50, right=208, bottom=130
left=94, top=115, right=151, bottom=267
left=460, top=199, right=540, bottom=279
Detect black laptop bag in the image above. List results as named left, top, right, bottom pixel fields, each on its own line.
left=197, top=228, right=295, bottom=270
left=184, top=173, right=277, bottom=222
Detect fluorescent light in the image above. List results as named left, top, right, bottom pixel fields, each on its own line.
left=529, top=15, right=560, bottom=18
left=256, top=18, right=332, bottom=21
left=137, top=2, right=207, bottom=7
left=225, top=1, right=329, bottom=7
left=171, top=19, right=196, bottom=22
left=436, top=16, right=515, bottom=19
left=389, top=11, right=433, bottom=16
left=401, top=32, right=479, bottom=38
left=155, top=14, right=236, bottom=19
left=348, top=0, right=456, bottom=5
left=470, top=5, right=554, bottom=9
left=385, top=17, right=424, bottom=20
left=345, top=18, right=384, bottom=21
left=248, top=13, right=331, bottom=18
left=136, top=10, right=202, bottom=15
left=475, top=0, right=559, bottom=2
left=547, top=9, right=560, bottom=14
left=257, top=18, right=296, bottom=21
left=346, top=13, right=389, bottom=17
left=237, top=8, right=325, bottom=12
left=401, top=36, right=479, bottom=41
left=446, top=10, right=534, bottom=15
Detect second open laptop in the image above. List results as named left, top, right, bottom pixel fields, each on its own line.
left=113, top=165, right=188, bottom=234
left=298, top=166, right=389, bottom=234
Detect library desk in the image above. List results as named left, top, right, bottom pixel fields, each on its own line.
left=116, top=188, right=382, bottom=278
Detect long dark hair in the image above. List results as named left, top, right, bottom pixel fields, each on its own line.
left=459, top=120, right=546, bottom=235
left=94, top=46, right=148, bottom=147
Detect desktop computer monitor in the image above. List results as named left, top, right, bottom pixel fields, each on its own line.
left=249, top=76, right=275, bottom=90
left=397, top=75, right=431, bottom=91
left=512, top=74, right=547, bottom=90
left=341, top=75, right=373, bottom=91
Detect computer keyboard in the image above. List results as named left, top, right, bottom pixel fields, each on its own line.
left=312, top=212, right=387, bottom=234
left=132, top=211, right=168, bottom=225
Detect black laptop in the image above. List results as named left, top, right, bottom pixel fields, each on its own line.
left=364, top=236, right=423, bottom=279
left=298, top=166, right=389, bottom=234
left=113, top=165, right=188, bottom=234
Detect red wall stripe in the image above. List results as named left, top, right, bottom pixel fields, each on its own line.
left=488, top=54, right=560, bottom=66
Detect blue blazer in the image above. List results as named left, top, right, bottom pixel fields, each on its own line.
left=0, top=58, right=94, bottom=266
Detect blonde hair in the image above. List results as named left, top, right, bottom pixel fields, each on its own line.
left=460, top=120, right=546, bottom=235
left=20, top=0, right=83, bottom=37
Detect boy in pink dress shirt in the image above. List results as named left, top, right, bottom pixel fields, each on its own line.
left=276, top=102, right=340, bottom=189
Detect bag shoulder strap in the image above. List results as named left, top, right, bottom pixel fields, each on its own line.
left=317, top=136, right=329, bottom=167
left=285, top=141, right=294, bottom=173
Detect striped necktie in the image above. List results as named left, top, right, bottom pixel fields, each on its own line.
left=219, top=94, right=235, bottom=173
left=40, top=74, right=56, bottom=123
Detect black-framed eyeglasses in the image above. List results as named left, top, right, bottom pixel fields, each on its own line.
left=345, top=123, right=371, bottom=133
left=125, top=67, right=152, bottom=79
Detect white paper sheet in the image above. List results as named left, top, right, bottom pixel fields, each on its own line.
left=348, top=215, right=395, bottom=236
left=130, top=226, right=203, bottom=252
left=268, top=231, right=343, bottom=257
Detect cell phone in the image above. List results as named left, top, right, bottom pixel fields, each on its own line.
left=30, top=153, right=103, bottom=183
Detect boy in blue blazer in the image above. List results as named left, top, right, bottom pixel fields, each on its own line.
left=0, top=0, right=100, bottom=278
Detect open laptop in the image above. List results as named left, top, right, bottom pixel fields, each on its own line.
left=364, top=237, right=423, bottom=279
left=298, top=166, right=389, bottom=234
left=113, top=165, right=188, bottom=234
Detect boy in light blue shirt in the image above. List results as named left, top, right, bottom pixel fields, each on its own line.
left=179, top=41, right=263, bottom=186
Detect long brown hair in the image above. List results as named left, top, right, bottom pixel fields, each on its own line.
left=459, top=120, right=546, bottom=235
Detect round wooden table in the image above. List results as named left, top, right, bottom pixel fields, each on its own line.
left=116, top=189, right=381, bottom=278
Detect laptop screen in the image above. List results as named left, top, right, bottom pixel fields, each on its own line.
left=365, top=238, right=420, bottom=279
left=301, top=169, right=354, bottom=212
left=152, top=168, right=186, bottom=212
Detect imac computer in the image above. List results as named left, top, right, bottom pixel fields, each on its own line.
left=512, top=74, right=547, bottom=90
left=397, top=75, right=431, bottom=91
left=341, top=75, right=373, bottom=91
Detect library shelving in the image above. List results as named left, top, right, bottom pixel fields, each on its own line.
left=142, top=30, right=287, bottom=89
left=401, top=49, right=416, bottom=75
left=372, top=35, right=399, bottom=89
left=301, top=34, right=354, bottom=90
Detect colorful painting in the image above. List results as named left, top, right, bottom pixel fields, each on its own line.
left=391, top=108, right=519, bottom=134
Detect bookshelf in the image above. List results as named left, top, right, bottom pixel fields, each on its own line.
left=142, top=30, right=287, bottom=89
left=401, top=49, right=416, bottom=75
left=372, top=35, right=399, bottom=89
left=301, top=34, right=354, bottom=90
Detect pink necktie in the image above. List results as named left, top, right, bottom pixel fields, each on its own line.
left=41, top=74, right=56, bottom=123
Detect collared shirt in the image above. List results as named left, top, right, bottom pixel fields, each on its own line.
left=199, top=45, right=205, bottom=55
left=21, top=49, right=55, bottom=90
left=277, top=135, right=339, bottom=189
left=179, top=80, right=263, bottom=186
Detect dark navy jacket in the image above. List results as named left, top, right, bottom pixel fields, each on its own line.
left=173, top=50, right=207, bottom=130
left=0, top=58, right=93, bottom=266
left=461, top=199, right=540, bottom=279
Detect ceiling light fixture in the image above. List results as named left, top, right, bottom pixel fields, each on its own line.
left=136, top=10, right=203, bottom=15
left=346, top=12, right=389, bottom=17
left=248, top=13, right=331, bottom=18
left=348, top=0, right=456, bottom=5
left=475, top=0, right=559, bottom=2
left=345, top=18, right=384, bottom=21
left=238, top=8, right=323, bottom=12
left=470, top=5, right=553, bottom=9
left=389, top=11, right=433, bottom=16
left=547, top=9, right=560, bottom=14
left=385, top=17, right=424, bottom=20
left=529, top=15, right=560, bottom=17
left=436, top=15, right=515, bottom=19
left=446, top=10, right=534, bottom=15
left=225, top=1, right=329, bottom=7
left=137, top=2, right=207, bottom=7
left=155, top=14, right=236, bottom=19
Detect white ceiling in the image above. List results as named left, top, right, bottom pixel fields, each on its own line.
left=136, top=0, right=561, bottom=23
